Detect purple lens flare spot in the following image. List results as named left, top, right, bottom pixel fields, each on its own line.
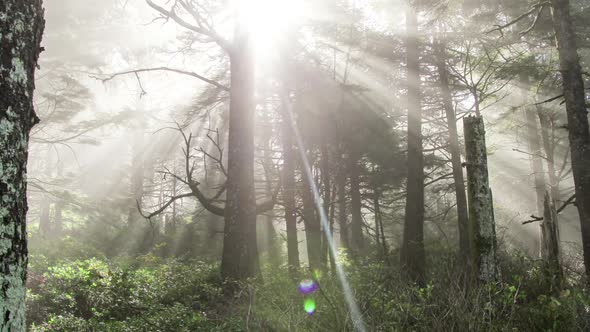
left=298, top=279, right=318, bottom=295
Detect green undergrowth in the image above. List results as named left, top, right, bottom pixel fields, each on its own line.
left=27, top=250, right=590, bottom=331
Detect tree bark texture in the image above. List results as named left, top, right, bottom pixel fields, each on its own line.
left=542, top=191, right=563, bottom=288
left=464, top=116, right=499, bottom=283
left=0, top=0, right=45, bottom=329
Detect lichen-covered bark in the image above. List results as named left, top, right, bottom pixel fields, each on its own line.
left=220, top=21, right=259, bottom=281
left=0, top=0, right=45, bottom=330
left=550, top=0, right=590, bottom=280
left=464, top=116, right=499, bottom=283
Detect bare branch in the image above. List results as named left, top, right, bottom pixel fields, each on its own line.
left=137, top=193, right=193, bottom=219
left=486, top=2, right=549, bottom=36
left=522, top=194, right=576, bottom=224
left=91, top=67, right=229, bottom=92
left=145, top=0, right=231, bottom=51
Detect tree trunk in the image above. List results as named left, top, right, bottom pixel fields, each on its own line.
left=550, top=0, right=590, bottom=279
left=464, top=116, right=499, bottom=283
left=538, top=112, right=560, bottom=202
left=435, top=38, right=470, bottom=265
left=525, top=107, right=547, bottom=257
left=0, top=0, right=45, bottom=329
left=337, top=155, right=349, bottom=250
left=301, top=156, right=322, bottom=272
left=542, top=191, right=563, bottom=289
left=374, top=186, right=388, bottom=259
left=320, top=142, right=331, bottom=268
left=281, top=111, right=300, bottom=275
left=220, top=22, right=259, bottom=280
left=400, top=5, right=425, bottom=286
left=261, top=113, right=279, bottom=266
left=127, top=131, right=144, bottom=227
left=349, top=154, right=364, bottom=254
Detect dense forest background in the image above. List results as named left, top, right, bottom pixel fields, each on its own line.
left=1, top=0, right=590, bottom=330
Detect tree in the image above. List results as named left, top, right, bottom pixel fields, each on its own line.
left=0, top=0, right=45, bottom=329
left=549, top=0, right=590, bottom=280
left=400, top=3, right=426, bottom=285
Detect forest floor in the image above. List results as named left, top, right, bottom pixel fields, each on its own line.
left=26, top=239, right=590, bottom=331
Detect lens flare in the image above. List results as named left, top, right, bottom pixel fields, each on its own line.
left=298, top=279, right=318, bottom=295
left=304, top=298, right=316, bottom=315
left=313, top=269, right=322, bottom=280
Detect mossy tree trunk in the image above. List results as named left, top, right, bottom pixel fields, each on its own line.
left=0, top=0, right=45, bottom=329
left=464, top=116, right=499, bottom=283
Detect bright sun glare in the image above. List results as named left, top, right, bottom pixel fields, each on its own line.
left=237, top=0, right=306, bottom=58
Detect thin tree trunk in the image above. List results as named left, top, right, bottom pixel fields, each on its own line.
left=374, top=186, right=388, bottom=259
left=320, top=142, right=331, bottom=268
left=435, top=38, right=470, bottom=265
left=281, top=111, right=300, bottom=275
left=349, top=153, right=364, bottom=254
left=0, top=0, right=45, bottom=328
left=337, top=156, right=349, bottom=250
left=538, top=112, right=560, bottom=202
left=464, top=116, right=499, bottom=283
left=301, top=156, right=321, bottom=272
left=542, top=191, right=563, bottom=289
left=400, top=4, right=425, bottom=286
left=221, top=21, right=259, bottom=280
left=525, top=107, right=546, bottom=257
left=262, top=116, right=279, bottom=267
left=550, top=0, right=590, bottom=279
left=128, top=132, right=144, bottom=227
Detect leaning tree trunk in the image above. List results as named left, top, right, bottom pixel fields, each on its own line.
left=435, top=39, right=470, bottom=265
left=400, top=5, right=425, bottom=286
left=0, top=0, right=45, bottom=329
left=220, top=22, right=259, bottom=280
left=550, top=0, right=590, bottom=279
left=464, top=116, right=499, bottom=283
